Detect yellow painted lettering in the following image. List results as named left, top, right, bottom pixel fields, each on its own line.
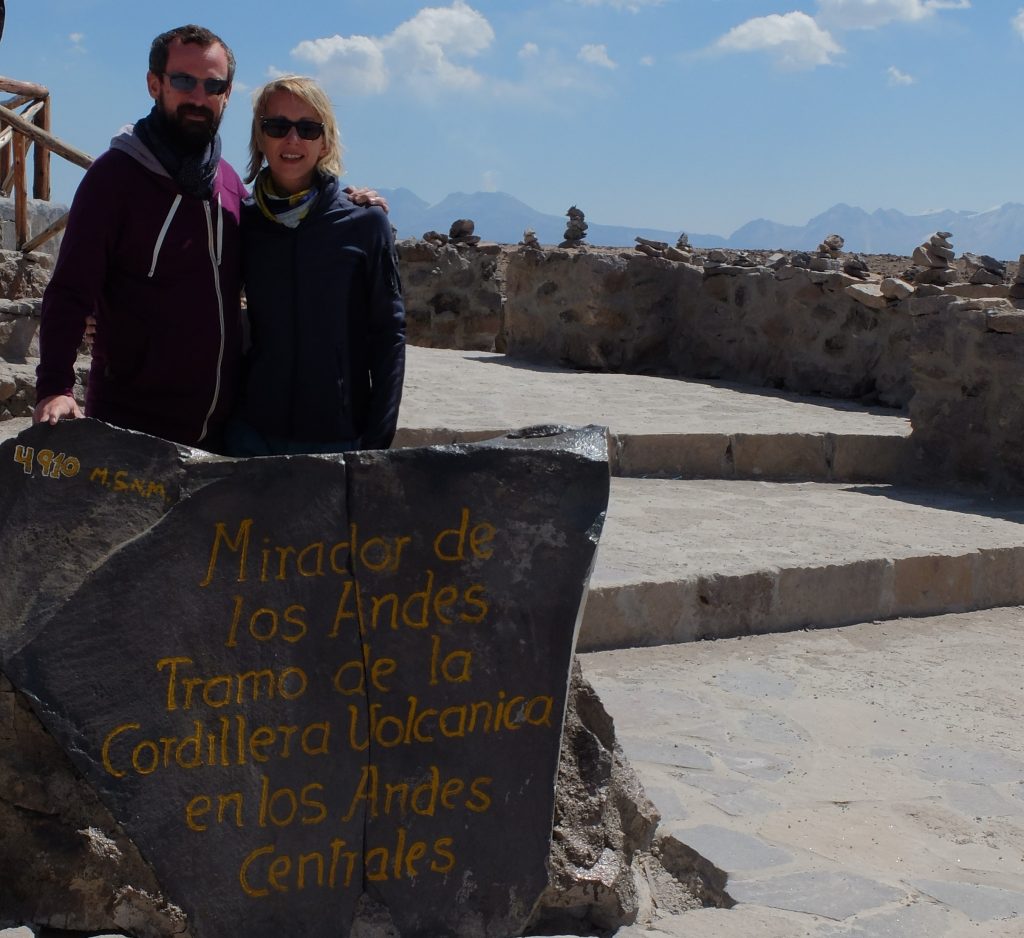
left=200, top=519, right=253, bottom=587
left=185, top=794, right=212, bottom=832
left=101, top=722, right=138, bottom=778
left=239, top=844, right=274, bottom=897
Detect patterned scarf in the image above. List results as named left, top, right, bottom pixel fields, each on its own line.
left=134, top=106, right=221, bottom=200
left=253, top=167, right=319, bottom=228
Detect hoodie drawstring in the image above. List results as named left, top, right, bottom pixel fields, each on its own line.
left=216, top=192, right=224, bottom=267
left=148, top=194, right=182, bottom=278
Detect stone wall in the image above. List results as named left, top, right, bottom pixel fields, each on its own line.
left=397, top=239, right=505, bottom=352
left=673, top=264, right=911, bottom=408
left=0, top=197, right=67, bottom=260
left=907, top=296, right=1024, bottom=492
left=505, top=249, right=685, bottom=375
left=0, top=250, right=52, bottom=419
left=504, top=249, right=912, bottom=407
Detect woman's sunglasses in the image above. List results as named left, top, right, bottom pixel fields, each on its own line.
left=165, top=72, right=230, bottom=96
left=260, top=117, right=325, bottom=141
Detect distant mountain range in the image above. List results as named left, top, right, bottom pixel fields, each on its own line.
left=382, top=189, right=1024, bottom=260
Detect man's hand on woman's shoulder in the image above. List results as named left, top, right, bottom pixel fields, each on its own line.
left=344, top=186, right=389, bottom=214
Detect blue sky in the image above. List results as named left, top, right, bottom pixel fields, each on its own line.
left=3, top=0, right=1022, bottom=235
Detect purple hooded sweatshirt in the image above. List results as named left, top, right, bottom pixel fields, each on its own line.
left=36, top=127, right=247, bottom=447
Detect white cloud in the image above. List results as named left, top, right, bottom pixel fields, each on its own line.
left=639, top=55, right=655, bottom=66
left=578, top=43, right=617, bottom=69
left=292, top=35, right=389, bottom=94
left=69, top=32, right=84, bottom=44
left=481, top=170, right=499, bottom=191
left=816, top=0, right=970, bottom=31
left=1014, top=9, right=1024, bottom=40
left=519, top=42, right=540, bottom=59
left=713, top=12, right=842, bottom=69
left=575, top=0, right=665, bottom=11
left=887, top=65, right=915, bottom=84
left=292, top=1, right=494, bottom=95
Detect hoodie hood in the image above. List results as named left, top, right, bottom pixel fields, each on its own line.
left=109, top=124, right=171, bottom=178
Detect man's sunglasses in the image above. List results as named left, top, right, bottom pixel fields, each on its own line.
left=164, top=72, right=230, bottom=96
left=260, top=117, right=325, bottom=141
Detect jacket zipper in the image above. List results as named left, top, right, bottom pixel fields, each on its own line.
left=198, top=198, right=226, bottom=443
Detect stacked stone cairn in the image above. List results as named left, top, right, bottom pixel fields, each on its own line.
left=520, top=228, right=541, bottom=250
left=962, top=252, right=1006, bottom=287
left=422, top=229, right=449, bottom=246
left=449, top=218, right=481, bottom=248
left=668, top=233, right=695, bottom=263
left=1011, top=256, right=1024, bottom=300
left=910, top=231, right=958, bottom=286
left=810, top=233, right=844, bottom=272
left=559, top=205, right=588, bottom=248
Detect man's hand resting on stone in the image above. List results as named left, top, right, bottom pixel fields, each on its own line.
left=33, top=393, right=84, bottom=425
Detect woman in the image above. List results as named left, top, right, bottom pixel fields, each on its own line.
left=226, top=75, right=405, bottom=456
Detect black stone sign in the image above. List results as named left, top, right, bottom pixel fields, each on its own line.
left=0, top=420, right=609, bottom=937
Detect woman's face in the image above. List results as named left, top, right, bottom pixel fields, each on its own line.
left=258, top=89, right=328, bottom=195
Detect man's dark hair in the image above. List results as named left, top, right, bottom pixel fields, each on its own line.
left=149, top=24, right=235, bottom=83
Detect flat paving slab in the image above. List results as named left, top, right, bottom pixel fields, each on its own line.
left=581, top=607, right=1024, bottom=937
left=397, top=347, right=908, bottom=437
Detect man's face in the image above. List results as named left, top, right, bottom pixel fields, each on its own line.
left=146, top=38, right=232, bottom=153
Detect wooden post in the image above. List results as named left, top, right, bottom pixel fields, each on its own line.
left=33, top=96, right=51, bottom=200
left=13, top=129, right=27, bottom=248
left=0, top=124, right=9, bottom=190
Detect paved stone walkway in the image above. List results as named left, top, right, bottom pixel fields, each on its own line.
left=581, top=607, right=1024, bottom=937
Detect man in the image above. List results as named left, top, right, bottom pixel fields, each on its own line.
left=35, top=24, right=245, bottom=448
left=34, top=24, right=384, bottom=449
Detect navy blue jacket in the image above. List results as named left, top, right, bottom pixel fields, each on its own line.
left=239, top=174, right=405, bottom=449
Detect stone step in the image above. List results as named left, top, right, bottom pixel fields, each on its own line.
left=397, top=348, right=1024, bottom=648
left=580, top=477, right=1024, bottom=651
left=395, top=347, right=911, bottom=483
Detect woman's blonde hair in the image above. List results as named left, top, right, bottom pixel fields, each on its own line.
left=245, top=75, right=344, bottom=184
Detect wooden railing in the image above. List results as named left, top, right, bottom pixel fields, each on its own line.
left=0, top=76, right=93, bottom=253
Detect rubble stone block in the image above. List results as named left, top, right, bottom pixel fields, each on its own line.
left=0, top=420, right=609, bottom=938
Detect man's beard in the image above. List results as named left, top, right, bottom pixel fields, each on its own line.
left=158, top=93, right=221, bottom=154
